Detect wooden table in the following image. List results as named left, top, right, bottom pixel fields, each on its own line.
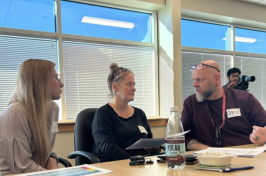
left=9, top=144, right=265, bottom=176
left=91, top=144, right=265, bottom=176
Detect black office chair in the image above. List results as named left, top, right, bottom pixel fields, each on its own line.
left=67, top=108, right=100, bottom=165
left=58, top=157, right=72, bottom=167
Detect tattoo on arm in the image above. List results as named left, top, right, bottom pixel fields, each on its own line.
left=187, top=139, right=200, bottom=147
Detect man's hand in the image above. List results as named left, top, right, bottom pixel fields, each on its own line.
left=45, top=157, right=59, bottom=170
left=187, top=139, right=209, bottom=151
left=250, top=126, right=266, bottom=144
left=227, top=81, right=238, bottom=88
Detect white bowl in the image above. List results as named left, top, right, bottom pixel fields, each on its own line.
left=195, top=152, right=235, bottom=166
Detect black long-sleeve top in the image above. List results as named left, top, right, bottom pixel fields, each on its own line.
left=92, top=104, right=153, bottom=162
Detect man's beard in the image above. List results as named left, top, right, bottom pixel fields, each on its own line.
left=196, top=81, right=216, bottom=102
left=196, top=90, right=214, bottom=102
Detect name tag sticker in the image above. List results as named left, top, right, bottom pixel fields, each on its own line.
left=138, top=126, right=148, bottom=134
left=226, top=108, right=241, bottom=118
left=52, top=121, right=59, bottom=133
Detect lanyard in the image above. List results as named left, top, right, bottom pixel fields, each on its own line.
left=205, top=90, right=226, bottom=130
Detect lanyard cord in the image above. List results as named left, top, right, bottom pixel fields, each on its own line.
left=205, top=90, right=226, bottom=130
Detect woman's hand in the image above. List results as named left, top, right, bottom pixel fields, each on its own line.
left=144, top=146, right=161, bottom=154
left=45, top=157, right=59, bottom=170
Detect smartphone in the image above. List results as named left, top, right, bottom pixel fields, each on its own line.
left=186, top=160, right=198, bottom=165
left=157, top=155, right=166, bottom=159
left=186, top=155, right=197, bottom=161
left=157, top=159, right=166, bottom=163
left=157, top=154, right=198, bottom=165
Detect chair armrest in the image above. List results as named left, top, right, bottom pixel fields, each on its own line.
left=68, top=151, right=100, bottom=164
left=58, top=157, right=72, bottom=167
left=160, top=145, right=165, bottom=151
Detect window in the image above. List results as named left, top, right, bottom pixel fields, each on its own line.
left=235, top=28, right=266, bottom=55
left=0, top=34, right=59, bottom=114
left=0, top=0, right=55, bottom=32
left=182, top=52, right=233, bottom=102
left=235, top=56, right=266, bottom=109
left=62, top=40, right=155, bottom=119
left=60, top=2, right=156, bottom=119
left=181, top=19, right=266, bottom=110
left=181, top=19, right=230, bottom=50
left=0, top=1, right=156, bottom=120
left=61, top=1, right=151, bottom=42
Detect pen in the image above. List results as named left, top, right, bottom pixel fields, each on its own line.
left=221, top=166, right=254, bottom=172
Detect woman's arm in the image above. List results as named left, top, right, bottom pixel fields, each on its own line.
left=0, top=103, right=47, bottom=174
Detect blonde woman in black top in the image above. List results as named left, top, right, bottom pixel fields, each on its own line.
left=92, top=63, right=160, bottom=162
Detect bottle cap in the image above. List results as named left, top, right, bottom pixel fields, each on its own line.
left=170, top=106, right=179, bottom=112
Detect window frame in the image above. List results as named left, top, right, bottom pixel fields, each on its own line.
left=0, top=0, right=160, bottom=122
left=234, top=26, right=266, bottom=55
left=181, top=17, right=266, bottom=110
left=57, top=0, right=159, bottom=121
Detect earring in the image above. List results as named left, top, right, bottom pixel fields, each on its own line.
left=114, top=92, right=116, bottom=95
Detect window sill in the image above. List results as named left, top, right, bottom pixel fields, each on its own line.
left=58, top=118, right=168, bottom=132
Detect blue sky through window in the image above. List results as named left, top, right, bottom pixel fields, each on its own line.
left=181, top=19, right=230, bottom=50
left=0, top=0, right=55, bottom=32
left=235, top=28, right=266, bottom=54
left=61, top=1, right=151, bottom=42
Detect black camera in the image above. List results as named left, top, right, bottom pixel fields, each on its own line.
left=237, top=75, right=256, bottom=91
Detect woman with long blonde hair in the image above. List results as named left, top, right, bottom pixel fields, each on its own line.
left=0, top=59, right=64, bottom=175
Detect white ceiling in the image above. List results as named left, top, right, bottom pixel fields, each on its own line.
left=237, top=0, right=266, bottom=6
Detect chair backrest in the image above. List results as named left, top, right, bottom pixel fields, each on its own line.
left=74, top=108, right=98, bottom=165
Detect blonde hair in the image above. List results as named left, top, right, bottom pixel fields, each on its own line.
left=107, top=63, right=133, bottom=98
left=10, top=59, right=55, bottom=167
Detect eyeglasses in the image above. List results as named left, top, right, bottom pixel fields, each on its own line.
left=118, top=67, right=128, bottom=72
left=111, top=67, right=128, bottom=80
left=190, top=63, right=220, bottom=73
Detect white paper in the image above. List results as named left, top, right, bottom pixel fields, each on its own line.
left=126, top=131, right=190, bottom=150
left=194, top=147, right=264, bottom=158
left=17, top=164, right=112, bottom=176
left=126, top=138, right=165, bottom=150
left=256, top=144, right=266, bottom=152
left=167, top=130, right=191, bottom=138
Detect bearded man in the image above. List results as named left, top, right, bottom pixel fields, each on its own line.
left=181, top=60, right=266, bottom=150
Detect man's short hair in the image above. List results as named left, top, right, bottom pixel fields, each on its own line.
left=227, top=67, right=241, bottom=77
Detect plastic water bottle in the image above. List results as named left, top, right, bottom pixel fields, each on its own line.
left=165, top=106, right=186, bottom=170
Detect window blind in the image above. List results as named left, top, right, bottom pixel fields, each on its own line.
left=182, top=51, right=233, bottom=102
left=0, top=34, right=59, bottom=115
left=62, top=40, right=155, bottom=119
left=235, top=56, right=266, bottom=109
left=159, top=56, right=174, bottom=118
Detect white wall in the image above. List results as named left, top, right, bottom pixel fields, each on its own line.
left=158, top=0, right=182, bottom=116
left=181, top=0, right=266, bottom=29
left=78, top=0, right=165, bottom=11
